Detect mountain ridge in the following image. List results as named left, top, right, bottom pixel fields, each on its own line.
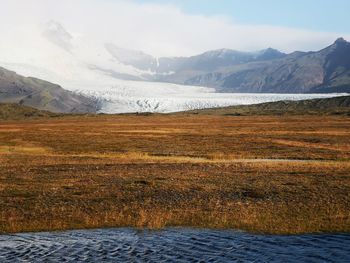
left=182, top=38, right=350, bottom=93
left=107, top=38, right=350, bottom=93
left=2, top=21, right=348, bottom=95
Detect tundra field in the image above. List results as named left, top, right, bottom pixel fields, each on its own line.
left=0, top=114, right=349, bottom=234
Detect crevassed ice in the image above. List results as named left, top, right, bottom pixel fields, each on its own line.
left=76, top=82, right=346, bottom=113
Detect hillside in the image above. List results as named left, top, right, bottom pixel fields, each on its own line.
left=219, top=38, right=350, bottom=93
left=108, top=38, right=350, bottom=94
left=1, top=21, right=349, bottom=95
left=180, top=38, right=350, bottom=93
left=0, top=67, right=98, bottom=113
left=182, top=96, right=350, bottom=116
left=0, top=103, right=63, bottom=120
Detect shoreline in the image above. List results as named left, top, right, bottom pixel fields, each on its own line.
left=2, top=226, right=350, bottom=236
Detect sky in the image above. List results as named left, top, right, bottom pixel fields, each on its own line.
left=136, top=0, right=350, bottom=34
left=1, top=0, right=349, bottom=57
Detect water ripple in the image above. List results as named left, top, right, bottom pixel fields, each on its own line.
left=0, top=228, right=349, bottom=262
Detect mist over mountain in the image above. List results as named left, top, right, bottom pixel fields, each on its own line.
left=105, top=44, right=287, bottom=78
left=108, top=38, right=350, bottom=94
left=0, top=21, right=348, bottom=113
left=185, top=38, right=350, bottom=93
left=0, top=67, right=98, bottom=113
left=1, top=20, right=349, bottom=95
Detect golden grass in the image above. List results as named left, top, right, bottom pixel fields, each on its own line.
left=0, top=115, right=349, bottom=234
left=0, top=145, right=49, bottom=154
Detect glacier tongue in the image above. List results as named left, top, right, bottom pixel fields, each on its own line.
left=75, top=81, right=345, bottom=113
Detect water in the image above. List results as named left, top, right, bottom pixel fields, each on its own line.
left=1, top=228, right=349, bottom=262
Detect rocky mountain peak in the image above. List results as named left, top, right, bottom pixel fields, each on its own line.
left=334, top=37, right=347, bottom=44
left=329, top=37, right=349, bottom=50
left=256, top=47, right=286, bottom=60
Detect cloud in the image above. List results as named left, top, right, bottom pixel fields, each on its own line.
left=0, top=0, right=349, bottom=57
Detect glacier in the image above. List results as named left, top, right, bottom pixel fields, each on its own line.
left=74, top=81, right=345, bottom=113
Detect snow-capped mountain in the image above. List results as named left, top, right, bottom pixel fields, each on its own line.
left=0, top=21, right=149, bottom=85
left=0, top=21, right=345, bottom=113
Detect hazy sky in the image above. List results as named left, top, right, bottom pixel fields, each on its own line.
left=1, top=0, right=349, bottom=57
left=136, top=0, right=350, bottom=33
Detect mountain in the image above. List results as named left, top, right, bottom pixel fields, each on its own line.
left=105, top=43, right=158, bottom=72
left=107, top=46, right=287, bottom=73
left=0, top=21, right=348, bottom=114
left=151, top=48, right=286, bottom=85
left=177, top=38, right=350, bottom=93
left=158, top=48, right=286, bottom=72
left=1, top=21, right=349, bottom=95
left=0, top=67, right=98, bottom=113
left=105, top=45, right=287, bottom=84
left=105, top=38, right=350, bottom=93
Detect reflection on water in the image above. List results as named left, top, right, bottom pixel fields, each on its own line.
left=0, top=228, right=349, bottom=262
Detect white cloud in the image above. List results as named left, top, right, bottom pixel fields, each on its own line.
left=0, top=0, right=349, bottom=57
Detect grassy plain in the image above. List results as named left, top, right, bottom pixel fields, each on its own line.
left=0, top=114, right=349, bottom=234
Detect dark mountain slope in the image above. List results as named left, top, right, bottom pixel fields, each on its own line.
left=158, top=48, right=286, bottom=73
left=0, top=67, right=98, bottom=113
left=312, top=38, right=350, bottom=92
left=184, top=38, right=350, bottom=93
left=107, top=38, right=350, bottom=93
left=104, top=43, right=287, bottom=83
left=152, top=48, right=286, bottom=85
